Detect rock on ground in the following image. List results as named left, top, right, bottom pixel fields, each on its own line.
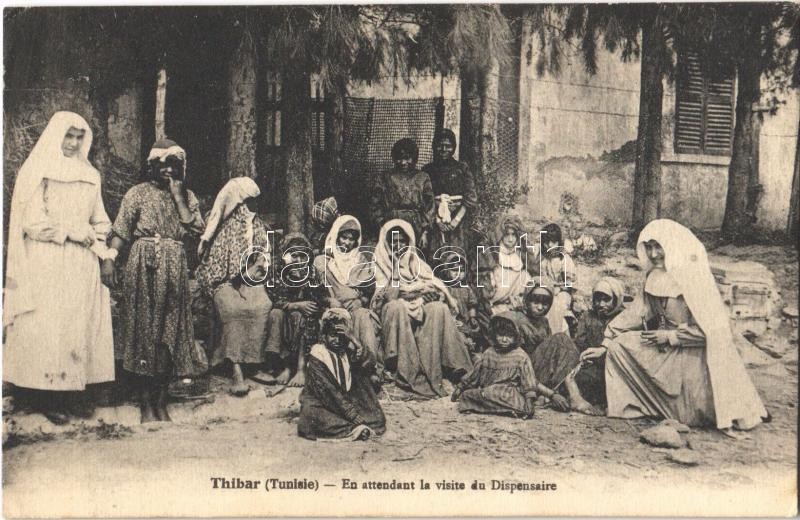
left=667, top=448, right=701, bottom=466
left=640, top=424, right=684, bottom=449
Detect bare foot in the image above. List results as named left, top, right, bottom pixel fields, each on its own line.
left=230, top=363, right=250, bottom=396
left=230, top=383, right=250, bottom=397
left=287, top=371, right=305, bottom=388
left=155, top=387, right=172, bottom=422
left=140, top=402, right=157, bottom=423
left=570, top=397, right=601, bottom=416
left=155, top=404, right=172, bottom=422
left=251, top=371, right=277, bottom=385
left=275, top=368, right=292, bottom=385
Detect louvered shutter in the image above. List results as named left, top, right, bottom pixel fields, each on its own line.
left=675, top=51, right=735, bottom=156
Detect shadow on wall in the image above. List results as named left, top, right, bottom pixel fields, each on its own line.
left=529, top=140, right=636, bottom=226
left=528, top=138, right=732, bottom=229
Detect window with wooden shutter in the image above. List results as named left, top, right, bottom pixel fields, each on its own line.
left=675, top=51, right=735, bottom=156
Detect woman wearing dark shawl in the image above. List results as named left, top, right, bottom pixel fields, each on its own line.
left=298, top=309, right=386, bottom=441
left=265, top=232, right=330, bottom=387
left=422, top=128, right=479, bottom=255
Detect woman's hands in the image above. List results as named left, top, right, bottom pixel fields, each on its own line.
left=197, top=239, right=208, bottom=258
left=290, top=301, right=319, bottom=316
left=641, top=330, right=671, bottom=346
left=100, top=259, right=117, bottom=288
left=68, top=227, right=95, bottom=247
left=580, top=346, right=607, bottom=363
left=167, top=177, right=184, bottom=198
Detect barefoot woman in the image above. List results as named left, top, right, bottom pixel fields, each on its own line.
left=109, top=139, right=205, bottom=422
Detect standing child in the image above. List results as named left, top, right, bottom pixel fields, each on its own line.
left=369, top=138, right=435, bottom=248
left=109, top=139, right=205, bottom=423
left=451, top=315, right=569, bottom=418
left=298, top=309, right=386, bottom=441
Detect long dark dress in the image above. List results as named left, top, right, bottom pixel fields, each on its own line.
left=572, top=309, right=620, bottom=406
left=422, top=158, right=478, bottom=253
left=265, top=266, right=329, bottom=364
left=500, top=311, right=580, bottom=389
left=369, top=168, right=435, bottom=239
left=456, top=347, right=538, bottom=418
left=298, top=343, right=386, bottom=440
left=113, top=182, right=205, bottom=378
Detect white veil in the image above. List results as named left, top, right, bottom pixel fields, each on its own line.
left=636, top=219, right=767, bottom=430
left=4, top=111, right=98, bottom=327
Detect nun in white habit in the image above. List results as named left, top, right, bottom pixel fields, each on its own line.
left=3, top=111, right=115, bottom=422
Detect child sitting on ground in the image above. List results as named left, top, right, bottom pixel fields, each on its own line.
left=573, top=277, right=626, bottom=407
left=435, top=251, right=489, bottom=354
left=264, top=233, right=330, bottom=387
left=298, top=309, right=386, bottom=441
left=500, top=282, right=599, bottom=415
left=451, top=315, right=569, bottom=419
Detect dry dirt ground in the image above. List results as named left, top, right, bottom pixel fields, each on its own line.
left=3, top=244, right=798, bottom=517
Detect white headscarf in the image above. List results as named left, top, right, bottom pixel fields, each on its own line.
left=324, top=215, right=369, bottom=286
left=636, top=219, right=767, bottom=430
left=4, top=111, right=98, bottom=327
left=200, top=177, right=260, bottom=243
left=373, top=219, right=456, bottom=310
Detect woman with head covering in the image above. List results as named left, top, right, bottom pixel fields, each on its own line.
left=195, top=177, right=273, bottom=396
left=585, top=219, right=768, bottom=430
left=314, top=215, right=381, bottom=380
left=452, top=315, right=569, bottom=418
left=434, top=250, right=488, bottom=353
left=499, top=280, right=598, bottom=415
left=265, top=232, right=330, bottom=387
left=422, top=128, right=479, bottom=255
left=108, top=138, right=205, bottom=423
left=298, top=308, right=386, bottom=441
left=308, top=196, right=340, bottom=254
left=572, top=277, right=626, bottom=406
left=370, top=219, right=472, bottom=398
left=368, top=138, right=435, bottom=247
left=538, top=222, right=578, bottom=335
left=483, top=215, right=535, bottom=316
left=3, top=111, right=115, bottom=424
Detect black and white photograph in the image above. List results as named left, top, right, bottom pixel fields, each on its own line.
left=1, top=3, right=798, bottom=517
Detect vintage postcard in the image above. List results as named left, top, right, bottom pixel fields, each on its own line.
left=2, top=3, right=798, bottom=517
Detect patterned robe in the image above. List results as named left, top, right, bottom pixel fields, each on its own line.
left=369, top=168, right=435, bottom=238
left=112, top=182, right=205, bottom=377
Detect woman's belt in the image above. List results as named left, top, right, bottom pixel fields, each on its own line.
left=134, top=234, right=184, bottom=269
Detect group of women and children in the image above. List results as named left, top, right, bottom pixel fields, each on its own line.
left=4, top=111, right=769, bottom=443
